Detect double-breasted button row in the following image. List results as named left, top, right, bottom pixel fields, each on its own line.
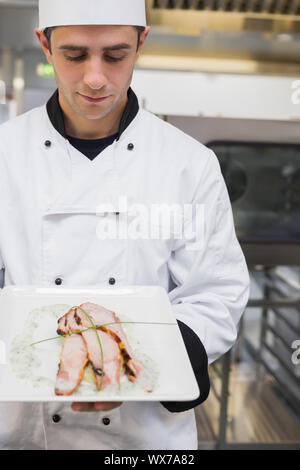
left=52, top=414, right=110, bottom=426
left=44, top=140, right=134, bottom=151
left=54, top=277, right=116, bottom=285
left=52, top=414, right=111, bottom=426
left=52, top=414, right=61, bottom=423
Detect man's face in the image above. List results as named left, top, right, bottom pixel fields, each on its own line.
left=37, top=25, right=148, bottom=121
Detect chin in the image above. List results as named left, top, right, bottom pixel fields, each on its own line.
left=83, top=110, right=112, bottom=120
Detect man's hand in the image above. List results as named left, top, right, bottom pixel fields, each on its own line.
left=71, top=402, right=123, bottom=412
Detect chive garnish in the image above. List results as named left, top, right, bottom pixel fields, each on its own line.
left=30, top=321, right=176, bottom=347
left=73, top=306, right=105, bottom=392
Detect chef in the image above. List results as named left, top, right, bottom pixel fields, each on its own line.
left=0, top=0, right=249, bottom=450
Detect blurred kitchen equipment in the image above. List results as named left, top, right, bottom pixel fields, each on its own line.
left=208, top=141, right=300, bottom=266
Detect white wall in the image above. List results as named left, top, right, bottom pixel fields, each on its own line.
left=132, top=69, right=300, bottom=122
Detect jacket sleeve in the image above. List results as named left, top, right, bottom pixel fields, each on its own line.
left=161, top=320, right=210, bottom=413
left=0, top=254, right=4, bottom=289
left=0, top=250, right=4, bottom=281
left=162, top=148, right=250, bottom=412
left=0, top=148, right=5, bottom=286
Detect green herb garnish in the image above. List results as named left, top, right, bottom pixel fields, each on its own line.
left=73, top=306, right=105, bottom=392
left=30, top=321, right=176, bottom=347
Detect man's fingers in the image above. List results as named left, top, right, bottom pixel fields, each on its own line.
left=71, top=402, right=95, bottom=412
left=71, top=402, right=123, bottom=412
left=94, top=402, right=122, bottom=411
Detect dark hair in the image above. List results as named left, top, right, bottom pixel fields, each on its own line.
left=43, top=26, right=146, bottom=53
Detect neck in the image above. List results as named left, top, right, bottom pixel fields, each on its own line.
left=58, top=92, right=128, bottom=140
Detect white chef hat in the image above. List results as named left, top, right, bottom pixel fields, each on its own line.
left=39, top=0, right=147, bottom=30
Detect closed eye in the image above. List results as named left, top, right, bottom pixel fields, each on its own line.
left=65, top=55, right=87, bottom=62
left=104, top=55, right=125, bottom=63
left=65, top=55, right=125, bottom=63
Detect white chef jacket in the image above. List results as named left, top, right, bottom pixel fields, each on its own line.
left=0, top=100, right=250, bottom=450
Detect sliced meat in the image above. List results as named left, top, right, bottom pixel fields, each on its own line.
left=55, top=334, right=88, bottom=396
left=75, top=303, right=145, bottom=383
left=98, top=325, right=138, bottom=383
left=57, top=307, right=78, bottom=335
left=81, top=328, right=121, bottom=391
left=56, top=302, right=152, bottom=392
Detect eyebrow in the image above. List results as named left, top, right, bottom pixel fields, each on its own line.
left=58, top=43, right=132, bottom=52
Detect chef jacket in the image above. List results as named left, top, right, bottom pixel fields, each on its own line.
left=46, top=89, right=210, bottom=415
left=0, top=88, right=250, bottom=450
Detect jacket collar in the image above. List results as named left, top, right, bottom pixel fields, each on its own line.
left=46, top=87, right=139, bottom=141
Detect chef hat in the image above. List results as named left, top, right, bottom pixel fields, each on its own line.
left=39, top=0, right=147, bottom=30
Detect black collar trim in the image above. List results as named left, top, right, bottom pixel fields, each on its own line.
left=46, top=88, right=139, bottom=140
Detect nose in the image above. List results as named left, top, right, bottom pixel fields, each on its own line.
left=83, top=56, right=108, bottom=90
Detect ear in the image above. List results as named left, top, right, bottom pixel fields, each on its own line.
left=35, top=29, right=53, bottom=65
left=136, top=26, right=150, bottom=60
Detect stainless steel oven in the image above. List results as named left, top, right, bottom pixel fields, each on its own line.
left=208, top=141, right=300, bottom=267
left=169, top=116, right=300, bottom=267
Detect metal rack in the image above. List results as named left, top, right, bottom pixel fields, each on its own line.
left=256, top=269, right=300, bottom=414
left=208, top=267, right=300, bottom=450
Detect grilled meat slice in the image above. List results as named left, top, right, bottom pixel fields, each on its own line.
left=57, top=307, right=78, bottom=336
left=75, top=303, right=145, bottom=382
left=56, top=302, right=152, bottom=392
left=55, top=334, right=88, bottom=396
left=81, top=328, right=121, bottom=390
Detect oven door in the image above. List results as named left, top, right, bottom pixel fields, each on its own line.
left=208, top=141, right=300, bottom=266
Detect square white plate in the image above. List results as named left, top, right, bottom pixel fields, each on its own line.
left=0, top=285, right=199, bottom=402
